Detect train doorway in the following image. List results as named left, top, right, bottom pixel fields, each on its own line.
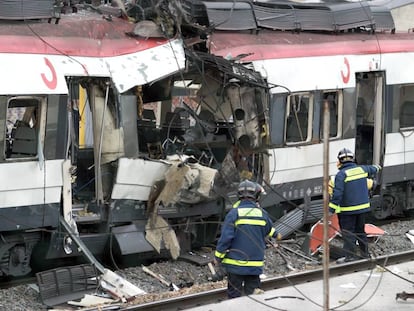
left=354, top=72, right=385, bottom=167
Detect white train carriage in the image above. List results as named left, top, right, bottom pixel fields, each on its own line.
left=196, top=0, right=414, bottom=236
left=0, top=3, right=216, bottom=277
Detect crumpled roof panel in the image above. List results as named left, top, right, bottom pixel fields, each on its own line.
left=202, top=1, right=258, bottom=30
left=0, top=0, right=55, bottom=20
left=183, top=0, right=395, bottom=33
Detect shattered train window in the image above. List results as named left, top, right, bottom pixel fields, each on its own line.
left=5, top=97, right=40, bottom=159
left=285, top=93, right=313, bottom=143
left=321, top=90, right=342, bottom=139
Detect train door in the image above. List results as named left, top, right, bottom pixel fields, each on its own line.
left=354, top=72, right=385, bottom=167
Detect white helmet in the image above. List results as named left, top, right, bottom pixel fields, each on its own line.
left=337, top=148, right=354, bottom=164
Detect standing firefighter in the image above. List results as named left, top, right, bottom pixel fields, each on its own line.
left=329, top=148, right=381, bottom=263
left=214, top=180, right=281, bottom=298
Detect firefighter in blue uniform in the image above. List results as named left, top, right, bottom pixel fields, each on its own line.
left=214, top=180, right=281, bottom=298
left=329, top=148, right=381, bottom=263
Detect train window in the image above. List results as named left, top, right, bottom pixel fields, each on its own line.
left=321, top=91, right=342, bottom=139
left=285, top=93, right=313, bottom=143
left=400, top=101, right=414, bottom=128
left=392, top=84, right=414, bottom=132
left=5, top=97, right=44, bottom=159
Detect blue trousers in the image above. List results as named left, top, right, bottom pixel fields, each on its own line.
left=227, top=273, right=261, bottom=299
left=338, top=212, right=369, bottom=258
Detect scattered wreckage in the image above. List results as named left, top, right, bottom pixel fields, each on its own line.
left=3, top=1, right=414, bottom=308
left=0, top=0, right=270, bottom=284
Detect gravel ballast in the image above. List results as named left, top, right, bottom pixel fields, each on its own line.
left=1, top=219, right=413, bottom=310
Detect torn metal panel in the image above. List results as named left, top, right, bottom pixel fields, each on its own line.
left=185, top=0, right=395, bottom=33
left=100, top=269, right=146, bottom=300
left=202, top=1, right=257, bottom=30
left=0, top=47, right=184, bottom=95
left=0, top=11, right=185, bottom=95
left=146, top=181, right=181, bottom=260
left=107, top=39, right=185, bottom=93
left=253, top=1, right=297, bottom=30
left=111, top=158, right=170, bottom=201
left=145, top=214, right=181, bottom=260
left=155, top=156, right=218, bottom=206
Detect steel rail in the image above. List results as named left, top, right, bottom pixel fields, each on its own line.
left=122, top=249, right=414, bottom=311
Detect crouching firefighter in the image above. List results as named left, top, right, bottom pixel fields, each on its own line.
left=214, top=179, right=282, bottom=299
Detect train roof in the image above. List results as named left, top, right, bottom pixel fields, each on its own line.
left=208, top=30, right=414, bottom=61
left=178, top=0, right=414, bottom=61
left=0, top=7, right=185, bottom=95
left=182, top=0, right=397, bottom=33
left=0, top=9, right=169, bottom=57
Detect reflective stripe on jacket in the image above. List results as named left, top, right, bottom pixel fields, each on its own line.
left=329, top=162, right=380, bottom=215
left=214, top=200, right=277, bottom=275
left=328, top=175, right=374, bottom=197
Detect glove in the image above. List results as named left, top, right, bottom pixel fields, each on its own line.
left=275, top=233, right=282, bottom=241
left=373, top=164, right=382, bottom=172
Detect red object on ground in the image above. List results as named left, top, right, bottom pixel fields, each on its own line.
left=309, top=214, right=340, bottom=255
left=309, top=214, right=385, bottom=255
left=365, top=223, right=385, bottom=238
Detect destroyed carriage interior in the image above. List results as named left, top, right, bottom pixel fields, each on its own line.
left=70, top=53, right=270, bottom=207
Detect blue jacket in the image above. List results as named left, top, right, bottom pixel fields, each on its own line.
left=214, top=200, right=277, bottom=275
left=329, top=162, right=381, bottom=215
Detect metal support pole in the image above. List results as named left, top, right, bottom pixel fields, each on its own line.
left=59, top=216, right=105, bottom=274
left=322, top=99, right=330, bottom=310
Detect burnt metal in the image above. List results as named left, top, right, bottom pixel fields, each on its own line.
left=185, top=50, right=268, bottom=88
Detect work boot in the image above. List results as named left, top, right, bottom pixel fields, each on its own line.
left=253, top=288, right=265, bottom=295
left=359, top=253, right=371, bottom=260
left=359, top=244, right=370, bottom=259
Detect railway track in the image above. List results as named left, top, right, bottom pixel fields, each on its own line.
left=0, top=277, right=37, bottom=290
left=123, top=249, right=414, bottom=311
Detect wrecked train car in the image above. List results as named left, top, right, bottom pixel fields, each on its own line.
left=0, top=3, right=188, bottom=276
left=184, top=0, right=414, bottom=238
left=0, top=2, right=270, bottom=277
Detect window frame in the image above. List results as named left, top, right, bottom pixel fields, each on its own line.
left=321, top=90, right=343, bottom=141
left=284, top=92, right=314, bottom=145
left=398, top=84, right=414, bottom=131
left=4, top=96, right=46, bottom=160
